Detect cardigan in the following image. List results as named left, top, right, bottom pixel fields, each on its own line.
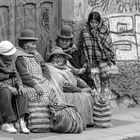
left=15, top=50, right=50, bottom=88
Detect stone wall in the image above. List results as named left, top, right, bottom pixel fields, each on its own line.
left=110, top=61, right=140, bottom=102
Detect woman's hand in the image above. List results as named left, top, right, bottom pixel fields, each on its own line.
left=34, top=84, right=44, bottom=96
left=78, top=67, right=86, bottom=75
left=71, top=67, right=86, bottom=75
left=8, top=86, right=18, bottom=96
left=81, top=88, right=96, bottom=96
left=81, top=87, right=92, bottom=93
left=70, top=68, right=79, bottom=75
left=18, top=85, right=27, bottom=96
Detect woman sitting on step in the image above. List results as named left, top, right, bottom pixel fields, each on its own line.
left=0, top=41, right=30, bottom=134
left=47, top=46, right=95, bottom=128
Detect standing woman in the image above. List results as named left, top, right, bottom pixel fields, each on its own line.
left=56, top=25, right=96, bottom=89
left=79, top=11, right=116, bottom=95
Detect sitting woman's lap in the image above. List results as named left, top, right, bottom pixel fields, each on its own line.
left=64, top=92, right=94, bottom=128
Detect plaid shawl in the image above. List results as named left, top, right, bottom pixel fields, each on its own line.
left=79, top=20, right=115, bottom=68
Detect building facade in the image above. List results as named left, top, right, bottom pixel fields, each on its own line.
left=0, top=0, right=62, bottom=59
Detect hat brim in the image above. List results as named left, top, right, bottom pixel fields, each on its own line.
left=47, top=52, right=72, bottom=62
left=18, top=37, right=38, bottom=41
left=2, top=46, right=17, bottom=56
left=57, top=31, right=74, bottom=39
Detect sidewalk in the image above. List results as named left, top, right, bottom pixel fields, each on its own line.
left=1, top=106, right=140, bottom=140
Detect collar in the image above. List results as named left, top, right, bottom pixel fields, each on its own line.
left=15, top=47, right=34, bottom=57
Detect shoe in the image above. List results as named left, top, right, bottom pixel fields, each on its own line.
left=1, top=123, right=17, bottom=133
left=15, top=120, right=30, bottom=134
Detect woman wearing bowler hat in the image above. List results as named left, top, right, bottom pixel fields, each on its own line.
left=55, top=25, right=96, bottom=89
left=15, top=29, right=66, bottom=132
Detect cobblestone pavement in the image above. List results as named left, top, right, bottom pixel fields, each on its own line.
left=1, top=106, right=140, bottom=140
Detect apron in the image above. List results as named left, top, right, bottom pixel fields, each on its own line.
left=23, top=57, right=64, bottom=104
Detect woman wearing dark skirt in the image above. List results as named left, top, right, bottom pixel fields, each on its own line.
left=0, top=41, right=30, bottom=134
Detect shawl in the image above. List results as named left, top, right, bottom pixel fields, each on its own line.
left=80, top=20, right=115, bottom=68
left=0, top=55, right=16, bottom=81
left=0, top=55, right=22, bottom=89
left=47, top=63, right=77, bottom=88
left=14, top=47, right=34, bottom=58
left=0, top=55, right=15, bottom=74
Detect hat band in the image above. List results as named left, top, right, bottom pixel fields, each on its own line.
left=1, top=46, right=14, bottom=54
left=59, top=35, right=73, bottom=38
left=18, top=37, right=38, bottom=40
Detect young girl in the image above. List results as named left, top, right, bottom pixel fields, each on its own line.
left=79, top=11, right=116, bottom=96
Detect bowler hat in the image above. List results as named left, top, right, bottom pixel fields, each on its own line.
left=0, top=40, right=16, bottom=56
left=18, top=29, right=38, bottom=41
left=57, top=25, right=74, bottom=39
left=47, top=46, right=71, bottom=62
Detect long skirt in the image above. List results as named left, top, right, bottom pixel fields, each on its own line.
left=64, top=92, right=94, bottom=129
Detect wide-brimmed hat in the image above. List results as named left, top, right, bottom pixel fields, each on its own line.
left=18, top=29, right=38, bottom=41
left=57, top=25, right=74, bottom=39
left=47, top=46, right=71, bottom=62
left=0, top=40, right=16, bottom=56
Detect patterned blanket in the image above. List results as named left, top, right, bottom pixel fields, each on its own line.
left=79, top=20, right=115, bottom=68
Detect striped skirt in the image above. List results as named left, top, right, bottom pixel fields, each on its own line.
left=49, top=104, right=84, bottom=133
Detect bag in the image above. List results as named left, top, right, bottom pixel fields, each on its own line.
left=93, top=95, right=112, bottom=128
left=100, top=62, right=119, bottom=77
left=28, top=102, right=51, bottom=133
left=49, top=104, right=84, bottom=133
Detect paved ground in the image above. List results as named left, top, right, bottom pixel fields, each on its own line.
left=1, top=106, right=140, bottom=140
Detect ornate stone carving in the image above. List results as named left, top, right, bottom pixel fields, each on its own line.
left=42, top=8, right=50, bottom=32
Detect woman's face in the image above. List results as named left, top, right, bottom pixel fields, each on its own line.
left=90, top=19, right=99, bottom=29
left=3, top=54, right=15, bottom=61
left=58, top=38, right=71, bottom=50
left=24, top=41, right=37, bottom=54
left=51, top=54, right=66, bottom=66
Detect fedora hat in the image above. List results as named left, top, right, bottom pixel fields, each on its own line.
left=57, top=25, right=74, bottom=39
left=0, top=40, right=16, bottom=56
left=47, top=46, right=71, bottom=62
left=18, top=29, right=38, bottom=41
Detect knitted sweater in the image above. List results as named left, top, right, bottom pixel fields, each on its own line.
left=15, top=50, right=50, bottom=88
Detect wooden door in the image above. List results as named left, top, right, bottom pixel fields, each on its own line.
left=0, top=0, right=15, bottom=43
left=0, top=0, right=61, bottom=60
left=15, top=0, right=61, bottom=60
